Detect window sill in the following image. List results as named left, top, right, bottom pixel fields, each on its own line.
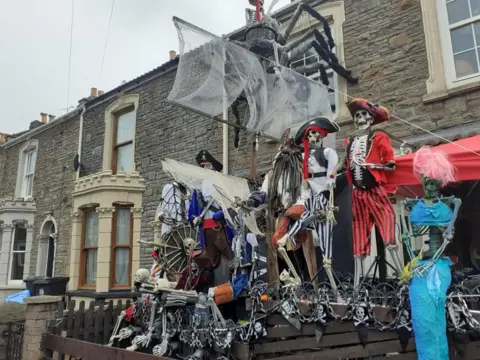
left=423, top=80, right=480, bottom=104
left=0, top=284, right=26, bottom=290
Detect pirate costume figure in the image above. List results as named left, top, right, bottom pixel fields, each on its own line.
left=276, top=117, right=340, bottom=290
left=188, top=150, right=234, bottom=274
left=247, top=130, right=315, bottom=284
left=343, top=98, right=402, bottom=287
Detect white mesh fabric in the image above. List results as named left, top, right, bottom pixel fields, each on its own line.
left=168, top=17, right=333, bottom=139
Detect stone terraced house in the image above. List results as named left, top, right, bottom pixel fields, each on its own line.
left=2, top=0, right=480, bottom=301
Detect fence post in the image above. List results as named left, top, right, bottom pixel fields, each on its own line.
left=22, top=296, right=62, bottom=360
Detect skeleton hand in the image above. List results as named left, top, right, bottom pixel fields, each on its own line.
left=277, top=234, right=288, bottom=248
left=193, top=217, right=201, bottom=227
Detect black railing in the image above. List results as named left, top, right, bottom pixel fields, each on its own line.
left=2, top=322, right=24, bottom=360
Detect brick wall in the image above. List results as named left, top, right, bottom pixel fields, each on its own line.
left=0, top=114, right=80, bottom=277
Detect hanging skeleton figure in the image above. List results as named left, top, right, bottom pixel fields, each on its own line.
left=343, top=98, right=402, bottom=288
left=238, top=0, right=358, bottom=84
left=187, top=150, right=234, bottom=279
left=247, top=129, right=316, bottom=284
left=277, top=117, right=340, bottom=293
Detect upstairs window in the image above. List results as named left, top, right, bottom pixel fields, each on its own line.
left=21, top=149, right=36, bottom=198
left=15, top=140, right=38, bottom=199
left=436, top=0, right=480, bottom=87
left=112, top=108, right=135, bottom=174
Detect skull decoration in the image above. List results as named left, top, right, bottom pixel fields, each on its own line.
left=306, top=129, right=324, bottom=148
left=353, top=305, right=367, bottom=326
left=354, top=109, right=373, bottom=131
left=135, top=268, right=151, bottom=283
left=183, top=237, right=196, bottom=253
left=399, top=310, right=410, bottom=325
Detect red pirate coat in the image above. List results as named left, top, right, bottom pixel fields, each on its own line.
left=344, top=131, right=395, bottom=187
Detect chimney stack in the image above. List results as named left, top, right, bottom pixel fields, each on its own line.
left=40, top=112, right=47, bottom=124
left=0, top=133, right=5, bottom=144
left=169, top=50, right=177, bottom=60
left=48, top=114, right=55, bottom=123
left=98, top=90, right=104, bottom=96
left=90, top=87, right=98, bottom=97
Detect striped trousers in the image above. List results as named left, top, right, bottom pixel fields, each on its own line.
left=287, top=192, right=333, bottom=260
left=352, top=185, right=396, bottom=258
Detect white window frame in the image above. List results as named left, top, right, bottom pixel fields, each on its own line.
left=289, top=36, right=339, bottom=120
left=279, top=1, right=348, bottom=119
left=421, top=0, right=480, bottom=102
left=21, top=149, right=36, bottom=198
left=438, top=0, right=480, bottom=88
left=15, top=139, right=39, bottom=200
left=8, top=223, right=27, bottom=285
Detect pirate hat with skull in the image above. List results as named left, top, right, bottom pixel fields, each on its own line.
left=346, top=97, right=391, bottom=128
left=294, top=116, right=340, bottom=179
left=195, top=150, right=223, bottom=172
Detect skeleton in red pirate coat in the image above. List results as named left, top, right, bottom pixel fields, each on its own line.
left=343, top=98, right=402, bottom=287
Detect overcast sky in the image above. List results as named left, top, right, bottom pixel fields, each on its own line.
left=0, top=0, right=291, bottom=134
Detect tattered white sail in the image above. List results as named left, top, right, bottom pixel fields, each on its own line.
left=161, top=158, right=263, bottom=236
left=167, top=17, right=333, bottom=139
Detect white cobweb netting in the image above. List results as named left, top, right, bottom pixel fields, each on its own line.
left=161, top=158, right=263, bottom=236
left=167, top=17, right=333, bottom=139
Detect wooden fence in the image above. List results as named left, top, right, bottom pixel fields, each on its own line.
left=41, top=299, right=169, bottom=360
left=41, top=299, right=480, bottom=360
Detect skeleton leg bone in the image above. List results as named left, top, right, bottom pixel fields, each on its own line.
left=354, top=256, right=364, bottom=289
left=107, top=310, right=126, bottom=346
left=277, top=246, right=302, bottom=285
left=386, top=244, right=402, bottom=277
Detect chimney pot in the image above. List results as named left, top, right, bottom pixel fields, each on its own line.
left=91, top=87, right=98, bottom=97
left=48, top=114, right=55, bottom=122
left=40, top=112, right=47, bottom=124
left=98, top=90, right=104, bottom=96
left=169, top=50, right=177, bottom=60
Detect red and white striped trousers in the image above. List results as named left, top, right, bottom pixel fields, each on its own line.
left=352, top=185, right=396, bottom=257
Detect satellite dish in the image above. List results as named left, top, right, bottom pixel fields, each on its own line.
left=73, top=154, right=80, bottom=171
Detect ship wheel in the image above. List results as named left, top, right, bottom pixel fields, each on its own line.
left=160, top=223, right=199, bottom=277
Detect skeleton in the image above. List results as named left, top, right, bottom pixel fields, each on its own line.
left=126, top=299, right=159, bottom=352
left=344, top=99, right=402, bottom=288
left=277, top=118, right=340, bottom=295
left=107, top=308, right=136, bottom=346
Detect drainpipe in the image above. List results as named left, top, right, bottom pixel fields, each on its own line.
left=76, top=104, right=87, bottom=181
left=222, top=90, right=229, bottom=175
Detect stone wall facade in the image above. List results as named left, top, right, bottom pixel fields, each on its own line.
left=0, top=111, right=80, bottom=284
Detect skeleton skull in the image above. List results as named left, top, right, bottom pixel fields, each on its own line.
left=183, top=237, right=196, bottom=252
left=306, top=129, right=323, bottom=148
left=202, top=161, right=213, bottom=170
left=135, top=268, right=150, bottom=283
left=317, top=304, right=324, bottom=317
left=254, top=321, right=263, bottom=334
left=354, top=110, right=373, bottom=131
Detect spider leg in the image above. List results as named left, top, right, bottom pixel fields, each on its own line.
left=291, top=63, right=329, bottom=86
left=282, top=28, right=316, bottom=55
left=311, top=40, right=359, bottom=84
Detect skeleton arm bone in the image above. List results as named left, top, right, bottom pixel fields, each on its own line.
left=443, top=198, right=462, bottom=241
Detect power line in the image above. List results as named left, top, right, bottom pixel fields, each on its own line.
left=99, top=0, right=115, bottom=87
left=66, top=0, right=75, bottom=110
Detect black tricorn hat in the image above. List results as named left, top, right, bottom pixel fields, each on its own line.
left=294, top=116, right=341, bottom=146
left=195, top=150, right=223, bottom=172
